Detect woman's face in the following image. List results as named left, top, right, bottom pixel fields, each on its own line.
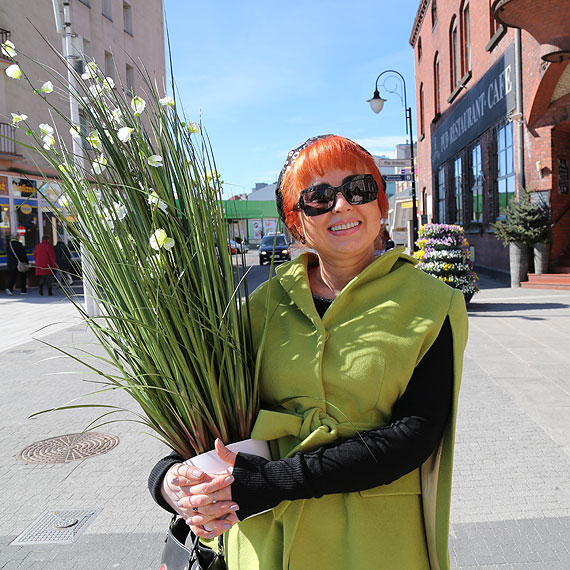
left=297, top=168, right=382, bottom=262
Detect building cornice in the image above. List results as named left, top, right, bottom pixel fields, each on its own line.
left=410, top=0, right=431, bottom=47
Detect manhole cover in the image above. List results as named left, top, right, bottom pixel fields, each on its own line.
left=17, top=432, right=120, bottom=464
left=11, top=509, right=100, bottom=545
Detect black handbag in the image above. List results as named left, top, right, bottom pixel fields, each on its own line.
left=160, top=515, right=226, bottom=570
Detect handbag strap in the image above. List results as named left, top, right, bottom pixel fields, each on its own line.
left=169, top=514, right=224, bottom=558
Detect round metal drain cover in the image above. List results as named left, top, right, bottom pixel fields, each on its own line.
left=17, top=432, right=120, bottom=464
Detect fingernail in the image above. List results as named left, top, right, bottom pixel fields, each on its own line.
left=229, top=504, right=239, bottom=511
left=224, top=475, right=234, bottom=483
left=208, top=532, right=215, bottom=539
left=177, top=500, right=184, bottom=507
left=223, top=523, right=231, bottom=530
left=192, top=469, right=203, bottom=477
left=171, top=477, right=180, bottom=484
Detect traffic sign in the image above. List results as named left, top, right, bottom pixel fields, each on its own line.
left=376, top=158, right=411, bottom=167
left=383, top=174, right=413, bottom=182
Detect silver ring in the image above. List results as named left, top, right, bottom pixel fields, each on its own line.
left=204, top=524, right=213, bottom=532
left=212, top=492, right=217, bottom=505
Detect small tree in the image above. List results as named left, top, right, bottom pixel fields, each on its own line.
left=414, top=224, right=479, bottom=301
left=490, top=191, right=551, bottom=246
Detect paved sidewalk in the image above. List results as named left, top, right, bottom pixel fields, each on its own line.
left=1, top=276, right=570, bottom=569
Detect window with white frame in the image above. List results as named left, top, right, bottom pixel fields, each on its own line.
left=438, top=166, right=446, bottom=222
left=102, top=0, right=112, bottom=20
left=123, top=2, right=133, bottom=35
left=104, top=51, right=115, bottom=81
left=496, top=122, right=515, bottom=214
left=471, top=143, right=482, bottom=222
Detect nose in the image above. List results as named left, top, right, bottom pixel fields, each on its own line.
left=332, top=190, right=352, bottom=212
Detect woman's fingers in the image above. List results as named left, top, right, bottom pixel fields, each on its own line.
left=215, top=439, right=237, bottom=468
left=189, top=473, right=234, bottom=497
left=187, top=511, right=239, bottom=528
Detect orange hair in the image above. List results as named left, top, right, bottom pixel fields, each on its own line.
left=279, top=136, right=388, bottom=240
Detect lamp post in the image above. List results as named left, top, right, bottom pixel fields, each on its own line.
left=368, top=69, right=418, bottom=250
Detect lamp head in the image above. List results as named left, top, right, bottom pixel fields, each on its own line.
left=367, top=90, right=387, bottom=114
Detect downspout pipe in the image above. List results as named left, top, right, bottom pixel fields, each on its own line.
left=515, top=28, right=525, bottom=194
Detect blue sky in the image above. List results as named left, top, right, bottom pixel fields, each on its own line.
left=163, top=0, right=421, bottom=198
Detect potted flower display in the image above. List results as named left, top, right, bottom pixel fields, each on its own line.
left=414, top=223, right=479, bottom=304
left=3, top=38, right=270, bottom=460
left=491, top=190, right=551, bottom=286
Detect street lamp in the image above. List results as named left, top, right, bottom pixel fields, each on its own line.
left=368, top=69, right=418, bottom=250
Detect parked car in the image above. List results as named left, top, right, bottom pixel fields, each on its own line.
left=259, top=233, right=290, bottom=265
left=228, top=239, right=249, bottom=254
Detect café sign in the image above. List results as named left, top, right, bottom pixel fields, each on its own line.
left=431, top=44, right=515, bottom=170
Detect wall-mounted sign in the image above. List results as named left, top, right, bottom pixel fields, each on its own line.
left=431, top=44, right=516, bottom=170
left=20, top=204, right=32, bottom=215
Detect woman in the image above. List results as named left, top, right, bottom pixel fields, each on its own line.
left=33, top=236, right=57, bottom=296
left=149, top=135, right=468, bottom=569
left=5, top=234, right=28, bottom=295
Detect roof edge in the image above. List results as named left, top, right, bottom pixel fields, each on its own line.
left=410, top=0, right=430, bottom=47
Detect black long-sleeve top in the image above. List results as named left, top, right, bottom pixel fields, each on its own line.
left=148, top=296, right=454, bottom=521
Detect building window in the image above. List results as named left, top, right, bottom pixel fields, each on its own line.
left=78, top=0, right=90, bottom=6
left=438, top=166, right=446, bottom=222
left=126, top=64, right=135, bottom=94
left=433, top=52, right=440, bottom=115
left=496, top=122, right=515, bottom=214
left=450, top=16, right=460, bottom=90
left=432, top=0, right=438, bottom=28
left=102, top=0, right=112, bottom=20
left=123, top=2, right=133, bottom=35
left=461, top=2, right=471, bottom=75
left=471, top=143, right=483, bottom=222
left=453, top=156, right=463, bottom=224
left=418, top=37, right=422, bottom=61
left=419, top=83, right=425, bottom=137
left=104, top=51, right=115, bottom=81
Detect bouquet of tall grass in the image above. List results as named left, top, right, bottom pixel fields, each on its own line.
left=2, top=38, right=263, bottom=458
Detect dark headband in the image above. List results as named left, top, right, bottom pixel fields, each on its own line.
left=274, top=134, right=377, bottom=227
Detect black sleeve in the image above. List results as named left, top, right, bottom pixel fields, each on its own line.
left=230, top=316, right=454, bottom=519
left=148, top=450, right=184, bottom=514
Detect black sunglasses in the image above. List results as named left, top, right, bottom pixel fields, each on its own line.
left=298, top=174, right=379, bottom=217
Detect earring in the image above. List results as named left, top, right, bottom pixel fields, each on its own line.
left=300, top=235, right=306, bottom=244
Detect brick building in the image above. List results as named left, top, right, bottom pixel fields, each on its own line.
left=410, top=0, right=570, bottom=276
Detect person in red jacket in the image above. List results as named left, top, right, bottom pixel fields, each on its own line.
left=33, top=236, right=58, bottom=296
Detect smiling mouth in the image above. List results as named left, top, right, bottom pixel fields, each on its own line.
left=329, top=221, right=361, bottom=232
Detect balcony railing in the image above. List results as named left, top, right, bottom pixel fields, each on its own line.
left=0, top=28, right=11, bottom=47
left=0, top=122, right=16, bottom=155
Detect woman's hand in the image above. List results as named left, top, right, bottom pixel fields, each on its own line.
left=168, top=440, right=240, bottom=539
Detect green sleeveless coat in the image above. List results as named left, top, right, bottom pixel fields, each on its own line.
left=225, top=248, right=468, bottom=570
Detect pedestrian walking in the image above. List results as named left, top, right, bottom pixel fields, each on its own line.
left=148, top=135, right=469, bottom=570
left=33, top=236, right=57, bottom=296
left=5, top=233, right=29, bottom=295
left=54, top=239, right=74, bottom=286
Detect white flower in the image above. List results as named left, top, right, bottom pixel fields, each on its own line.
left=81, top=61, right=99, bottom=80
left=92, top=154, right=108, bottom=174
left=5, top=64, right=22, bottom=80
left=148, top=190, right=167, bottom=212
left=117, top=127, right=134, bottom=143
left=102, top=76, right=115, bottom=91
left=111, top=108, right=124, bottom=126
left=149, top=228, right=175, bottom=251
left=147, top=155, right=163, bottom=167
left=43, top=134, right=55, bottom=150
left=39, top=123, right=54, bottom=136
left=113, top=201, right=127, bottom=220
left=41, top=81, right=54, bottom=94
left=10, top=113, right=27, bottom=127
left=69, top=124, right=81, bottom=138
left=131, top=96, right=146, bottom=116
left=87, top=131, right=102, bottom=150
left=187, top=122, right=200, bottom=134
left=1, top=40, right=16, bottom=58
left=159, top=95, right=174, bottom=107
left=89, top=84, right=103, bottom=98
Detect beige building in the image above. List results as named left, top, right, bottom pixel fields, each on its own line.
left=0, top=0, right=165, bottom=270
